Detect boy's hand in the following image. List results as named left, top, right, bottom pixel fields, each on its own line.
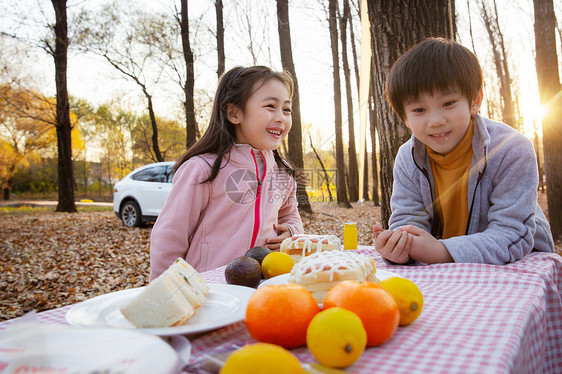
left=373, top=224, right=384, bottom=239
left=374, top=227, right=413, bottom=264
left=264, top=224, right=291, bottom=250
left=400, top=225, right=453, bottom=263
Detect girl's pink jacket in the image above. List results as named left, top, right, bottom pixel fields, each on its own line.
left=149, top=146, right=304, bottom=280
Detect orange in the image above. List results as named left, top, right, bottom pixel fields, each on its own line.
left=246, top=284, right=320, bottom=348
left=323, top=281, right=399, bottom=346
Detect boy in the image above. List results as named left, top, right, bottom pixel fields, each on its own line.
left=374, top=37, right=554, bottom=265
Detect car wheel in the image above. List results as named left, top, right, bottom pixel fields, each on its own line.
left=121, top=201, right=143, bottom=227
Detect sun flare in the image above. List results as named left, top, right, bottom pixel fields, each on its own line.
left=536, top=105, right=548, bottom=121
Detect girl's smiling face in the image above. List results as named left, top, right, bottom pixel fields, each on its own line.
left=228, top=78, right=292, bottom=150
left=403, top=89, right=483, bottom=155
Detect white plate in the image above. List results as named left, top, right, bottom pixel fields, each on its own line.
left=66, top=283, right=255, bottom=336
left=259, top=269, right=401, bottom=287
left=0, top=322, right=180, bottom=373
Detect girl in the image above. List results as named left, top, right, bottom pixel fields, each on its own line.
left=149, top=66, right=304, bottom=279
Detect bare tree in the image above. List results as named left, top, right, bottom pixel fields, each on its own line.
left=466, top=0, right=477, bottom=53
left=338, top=2, right=359, bottom=202
left=369, top=56, right=379, bottom=206
left=276, top=0, right=312, bottom=214
left=215, top=0, right=225, bottom=77
left=231, top=1, right=273, bottom=65
left=533, top=121, right=545, bottom=191
left=75, top=3, right=165, bottom=162
left=479, top=0, right=517, bottom=128
left=180, top=0, right=197, bottom=148
left=329, top=0, right=351, bottom=208
left=3, top=1, right=78, bottom=210
left=367, top=0, right=454, bottom=227
left=533, top=0, right=562, bottom=238
left=346, top=0, right=361, bottom=95
left=51, top=0, right=76, bottom=212
left=362, top=139, right=370, bottom=201
left=346, top=0, right=370, bottom=202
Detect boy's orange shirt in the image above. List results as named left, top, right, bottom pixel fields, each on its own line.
left=427, top=121, right=474, bottom=239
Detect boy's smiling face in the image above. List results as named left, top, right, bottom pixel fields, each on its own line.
left=404, top=89, right=483, bottom=155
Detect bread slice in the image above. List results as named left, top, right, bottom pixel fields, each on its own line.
left=120, top=258, right=208, bottom=328
left=169, top=259, right=208, bottom=308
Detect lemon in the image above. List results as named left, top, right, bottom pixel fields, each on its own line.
left=306, top=307, right=367, bottom=368
left=220, top=343, right=304, bottom=374
left=261, top=252, right=294, bottom=279
left=380, top=277, right=423, bottom=326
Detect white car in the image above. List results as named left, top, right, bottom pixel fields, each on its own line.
left=113, top=162, right=175, bottom=227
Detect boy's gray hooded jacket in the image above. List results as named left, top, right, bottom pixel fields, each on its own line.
left=390, top=114, right=554, bottom=264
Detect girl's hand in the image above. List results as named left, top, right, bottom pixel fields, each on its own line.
left=375, top=228, right=413, bottom=264
left=264, top=224, right=291, bottom=250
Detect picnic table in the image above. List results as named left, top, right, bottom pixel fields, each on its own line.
left=1, top=248, right=561, bottom=373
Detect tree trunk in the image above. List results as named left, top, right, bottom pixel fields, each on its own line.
left=215, top=0, right=225, bottom=77
left=339, top=2, right=359, bottom=202
left=51, top=0, right=76, bottom=213
left=367, top=0, right=454, bottom=227
left=369, top=56, right=379, bottom=206
left=142, top=87, right=163, bottom=162
left=329, top=0, right=352, bottom=208
left=181, top=0, right=197, bottom=148
left=363, top=138, right=370, bottom=201
left=479, top=0, right=516, bottom=129
left=533, top=0, right=562, bottom=239
left=345, top=0, right=361, bottom=96
left=346, top=0, right=368, bottom=201
left=533, top=123, right=545, bottom=192
left=276, top=0, right=312, bottom=214
left=466, top=0, right=477, bottom=53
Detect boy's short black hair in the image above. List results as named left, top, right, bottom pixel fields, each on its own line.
left=385, top=37, right=483, bottom=120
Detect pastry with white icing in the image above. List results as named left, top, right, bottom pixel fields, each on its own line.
left=280, top=234, right=342, bottom=262
left=120, top=258, right=209, bottom=328
left=288, top=250, right=376, bottom=303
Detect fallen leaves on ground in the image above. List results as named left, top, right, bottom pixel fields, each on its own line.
left=1, top=200, right=559, bottom=321
left=0, top=202, right=379, bottom=321
left=0, top=211, right=151, bottom=321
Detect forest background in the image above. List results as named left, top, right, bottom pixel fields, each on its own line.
left=1, top=0, right=561, bottom=237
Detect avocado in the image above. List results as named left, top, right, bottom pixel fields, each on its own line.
left=225, top=256, right=262, bottom=288
left=244, top=246, right=272, bottom=265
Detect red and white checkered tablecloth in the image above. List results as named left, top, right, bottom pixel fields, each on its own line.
left=190, top=248, right=562, bottom=374
left=2, top=249, right=560, bottom=373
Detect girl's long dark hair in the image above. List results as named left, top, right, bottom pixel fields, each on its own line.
left=175, top=66, right=295, bottom=182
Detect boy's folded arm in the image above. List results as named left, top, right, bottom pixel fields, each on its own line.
left=440, top=226, right=535, bottom=264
